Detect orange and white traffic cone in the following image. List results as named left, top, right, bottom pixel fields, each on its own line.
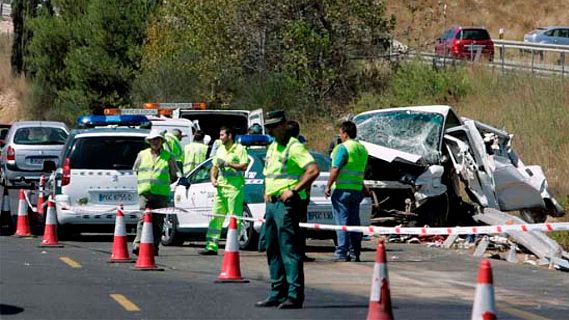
left=133, top=208, right=163, bottom=271
left=39, top=195, right=63, bottom=247
left=471, top=259, right=497, bottom=320
left=109, top=206, right=134, bottom=263
left=0, top=187, right=13, bottom=234
left=367, top=240, right=394, bottom=320
left=36, top=175, right=45, bottom=216
left=215, top=215, right=249, bottom=283
left=14, top=189, right=33, bottom=237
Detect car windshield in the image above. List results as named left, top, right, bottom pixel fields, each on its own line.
left=354, top=110, right=444, bottom=162
left=14, top=127, right=68, bottom=145
left=69, top=136, right=147, bottom=170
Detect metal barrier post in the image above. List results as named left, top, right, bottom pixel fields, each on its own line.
left=561, top=52, right=566, bottom=78
left=501, top=44, right=505, bottom=74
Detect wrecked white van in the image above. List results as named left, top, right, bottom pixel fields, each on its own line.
left=353, top=105, right=565, bottom=226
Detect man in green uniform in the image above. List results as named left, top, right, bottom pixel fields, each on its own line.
left=183, top=130, right=208, bottom=174
left=255, top=111, right=320, bottom=309
left=132, top=129, right=179, bottom=256
left=199, top=126, right=249, bottom=255
left=325, top=121, right=368, bottom=262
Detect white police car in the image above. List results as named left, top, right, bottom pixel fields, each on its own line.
left=53, top=115, right=151, bottom=237
left=163, top=134, right=372, bottom=250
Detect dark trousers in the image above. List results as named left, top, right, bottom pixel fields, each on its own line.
left=264, top=196, right=304, bottom=303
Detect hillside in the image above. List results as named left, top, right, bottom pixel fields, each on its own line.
left=386, top=0, right=569, bottom=49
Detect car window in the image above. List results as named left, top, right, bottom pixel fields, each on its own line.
left=0, top=128, right=9, bottom=140
left=544, top=30, right=555, bottom=37
left=69, top=136, right=146, bottom=170
left=558, top=29, right=569, bottom=38
left=461, top=29, right=491, bottom=40
left=310, top=152, right=330, bottom=171
left=14, top=127, right=68, bottom=145
left=189, top=159, right=213, bottom=183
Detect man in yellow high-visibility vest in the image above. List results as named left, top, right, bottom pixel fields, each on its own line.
left=325, top=121, right=368, bottom=262
left=132, top=129, right=179, bottom=256
left=255, top=111, right=319, bottom=309
left=199, top=126, right=249, bottom=255
left=183, top=130, right=208, bottom=174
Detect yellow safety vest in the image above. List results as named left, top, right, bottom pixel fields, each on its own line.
left=183, top=142, right=208, bottom=174
left=137, top=149, right=172, bottom=196
left=214, top=142, right=247, bottom=189
left=331, top=139, right=368, bottom=191
left=164, top=132, right=183, bottom=163
left=264, top=137, right=308, bottom=199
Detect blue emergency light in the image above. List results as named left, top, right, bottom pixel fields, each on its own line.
left=76, top=115, right=151, bottom=128
left=236, top=134, right=273, bottom=146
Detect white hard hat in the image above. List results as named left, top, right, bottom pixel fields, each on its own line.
left=145, top=129, right=165, bottom=141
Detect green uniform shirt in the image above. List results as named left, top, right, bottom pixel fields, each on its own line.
left=164, top=132, right=184, bottom=163
left=213, top=142, right=249, bottom=189
left=263, top=137, right=315, bottom=199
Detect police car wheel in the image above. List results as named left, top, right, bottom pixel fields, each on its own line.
left=238, top=205, right=258, bottom=251
left=161, top=214, right=184, bottom=246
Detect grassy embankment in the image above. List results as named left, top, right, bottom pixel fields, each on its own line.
left=0, top=33, right=28, bottom=122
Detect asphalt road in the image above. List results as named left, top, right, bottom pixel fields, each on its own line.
left=2, top=229, right=568, bottom=320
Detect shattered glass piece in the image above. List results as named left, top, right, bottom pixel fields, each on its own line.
left=354, top=110, right=443, bottom=163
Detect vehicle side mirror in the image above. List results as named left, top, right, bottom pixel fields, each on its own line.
left=178, top=177, right=191, bottom=188
left=42, top=160, right=57, bottom=173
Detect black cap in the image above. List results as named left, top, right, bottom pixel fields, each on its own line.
left=264, top=110, right=286, bottom=127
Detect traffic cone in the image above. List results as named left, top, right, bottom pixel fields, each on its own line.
left=0, top=187, right=13, bottom=234
left=13, top=189, right=33, bottom=237
left=109, top=206, right=134, bottom=263
left=471, top=259, right=497, bottom=320
left=38, top=195, right=63, bottom=247
left=215, top=216, right=249, bottom=283
left=36, top=175, right=45, bottom=216
left=367, top=240, right=394, bottom=320
left=133, top=208, right=163, bottom=271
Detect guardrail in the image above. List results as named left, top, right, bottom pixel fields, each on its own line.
left=390, top=40, right=569, bottom=77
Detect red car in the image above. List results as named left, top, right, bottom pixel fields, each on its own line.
left=435, top=26, right=494, bottom=61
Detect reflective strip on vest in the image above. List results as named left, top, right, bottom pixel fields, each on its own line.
left=264, top=137, right=306, bottom=198
left=331, top=139, right=368, bottom=191
left=137, top=149, right=172, bottom=196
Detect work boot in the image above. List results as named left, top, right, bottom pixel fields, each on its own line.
left=278, top=299, right=303, bottom=309
left=254, top=298, right=282, bottom=308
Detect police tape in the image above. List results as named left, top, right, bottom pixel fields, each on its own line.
left=42, top=199, right=569, bottom=236
left=151, top=207, right=569, bottom=236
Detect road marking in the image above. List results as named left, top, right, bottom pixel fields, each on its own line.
left=59, top=257, right=82, bottom=268
left=110, top=294, right=140, bottom=312
left=497, top=302, right=552, bottom=320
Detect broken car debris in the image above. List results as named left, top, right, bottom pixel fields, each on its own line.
left=354, top=105, right=567, bottom=270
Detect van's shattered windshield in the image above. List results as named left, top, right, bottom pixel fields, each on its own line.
left=354, top=110, right=444, bottom=163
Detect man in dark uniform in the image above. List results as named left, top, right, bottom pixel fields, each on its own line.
left=255, top=111, right=320, bottom=309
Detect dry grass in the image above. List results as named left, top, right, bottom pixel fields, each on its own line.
left=386, top=0, right=569, bottom=49
left=0, top=33, right=28, bottom=122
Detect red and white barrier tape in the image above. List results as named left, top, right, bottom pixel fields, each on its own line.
left=44, top=200, right=569, bottom=235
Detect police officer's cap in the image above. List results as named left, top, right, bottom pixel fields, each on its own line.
left=264, top=110, right=286, bottom=127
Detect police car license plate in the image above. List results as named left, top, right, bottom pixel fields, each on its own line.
left=308, top=211, right=333, bottom=223
left=97, top=192, right=136, bottom=204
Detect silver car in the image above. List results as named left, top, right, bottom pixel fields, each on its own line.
left=0, top=121, right=69, bottom=187
left=524, top=26, right=569, bottom=46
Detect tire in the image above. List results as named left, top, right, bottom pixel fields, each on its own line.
left=161, top=214, right=184, bottom=246
left=57, top=225, right=73, bottom=240
left=238, top=205, right=258, bottom=251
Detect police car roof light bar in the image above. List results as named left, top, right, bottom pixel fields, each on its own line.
left=76, top=115, right=151, bottom=128
left=236, top=134, right=273, bottom=146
